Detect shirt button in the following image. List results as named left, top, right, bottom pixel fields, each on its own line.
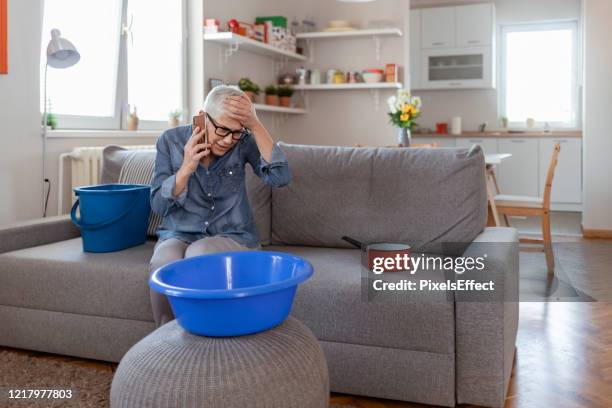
left=207, top=192, right=211, bottom=197
left=204, top=221, right=209, bottom=226
left=211, top=206, right=215, bottom=210
left=229, top=171, right=233, bottom=175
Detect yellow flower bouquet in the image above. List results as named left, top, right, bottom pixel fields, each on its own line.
left=387, top=90, right=422, bottom=130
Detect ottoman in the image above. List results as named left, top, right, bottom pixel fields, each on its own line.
left=110, top=317, right=329, bottom=408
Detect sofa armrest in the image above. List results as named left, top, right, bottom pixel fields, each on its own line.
left=455, top=227, right=519, bottom=408
left=0, top=215, right=81, bottom=254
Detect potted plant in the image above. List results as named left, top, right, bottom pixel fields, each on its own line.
left=387, top=90, right=422, bottom=147
left=277, top=85, right=294, bottom=107
left=264, top=85, right=278, bottom=106
left=238, top=77, right=260, bottom=103
left=45, top=98, right=58, bottom=130
left=46, top=112, right=58, bottom=130
left=168, top=109, right=182, bottom=128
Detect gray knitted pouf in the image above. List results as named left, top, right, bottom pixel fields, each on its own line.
left=110, top=317, right=329, bottom=408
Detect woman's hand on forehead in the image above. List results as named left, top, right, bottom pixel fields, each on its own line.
left=224, top=95, right=258, bottom=129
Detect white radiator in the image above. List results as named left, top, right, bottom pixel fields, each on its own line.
left=58, top=145, right=156, bottom=215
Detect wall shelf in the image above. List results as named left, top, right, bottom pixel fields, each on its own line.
left=294, top=82, right=402, bottom=91
left=253, top=104, right=306, bottom=114
left=296, top=28, right=402, bottom=62
left=204, top=32, right=306, bottom=62
left=295, top=28, right=403, bottom=40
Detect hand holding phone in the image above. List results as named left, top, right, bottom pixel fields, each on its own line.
left=179, top=114, right=211, bottom=175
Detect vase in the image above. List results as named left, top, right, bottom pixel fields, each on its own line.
left=265, top=95, right=279, bottom=106
left=127, top=115, right=139, bottom=131
left=397, top=127, right=411, bottom=147
left=279, top=96, right=292, bottom=107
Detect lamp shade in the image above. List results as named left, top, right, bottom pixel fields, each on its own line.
left=46, top=29, right=80, bottom=68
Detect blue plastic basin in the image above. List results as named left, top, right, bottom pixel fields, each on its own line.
left=149, top=251, right=314, bottom=337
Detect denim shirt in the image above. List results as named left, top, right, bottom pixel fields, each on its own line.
left=150, top=124, right=291, bottom=248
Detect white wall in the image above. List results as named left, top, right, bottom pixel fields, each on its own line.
left=0, top=1, right=188, bottom=225
left=582, top=0, right=612, bottom=231
left=0, top=0, right=44, bottom=225
left=203, top=0, right=411, bottom=147
left=410, top=0, right=581, bottom=131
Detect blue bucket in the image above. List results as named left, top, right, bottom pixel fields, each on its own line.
left=71, top=184, right=151, bottom=253
left=150, top=251, right=314, bottom=337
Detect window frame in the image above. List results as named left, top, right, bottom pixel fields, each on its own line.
left=42, top=0, right=187, bottom=130
left=499, top=20, right=580, bottom=129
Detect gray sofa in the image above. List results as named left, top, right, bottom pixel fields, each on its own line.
left=0, top=143, right=518, bottom=407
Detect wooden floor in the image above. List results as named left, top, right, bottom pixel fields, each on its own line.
left=3, top=214, right=612, bottom=407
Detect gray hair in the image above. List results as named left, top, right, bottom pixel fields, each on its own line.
left=203, top=85, right=246, bottom=118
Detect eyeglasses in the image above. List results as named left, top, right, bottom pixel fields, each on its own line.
left=206, top=113, right=250, bottom=141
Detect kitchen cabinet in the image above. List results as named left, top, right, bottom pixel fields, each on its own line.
left=421, top=7, right=455, bottom=49
left=539, top=138, right=582, bottom=204
left=409, top=10, right=422, bottom=90
left=497, top=138, right=540, bottom=198
left=456, top=137, right=497, bottom=154
left=456, top=4, right=494, bottom=47
left=421, top=46, right=493, bottom=89
left=411, top=3, right=495, bottom=90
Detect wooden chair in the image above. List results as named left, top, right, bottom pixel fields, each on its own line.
left=494, top=143, right=561, bottom=274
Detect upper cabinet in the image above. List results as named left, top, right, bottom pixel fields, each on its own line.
left=411, top=3, right=495, bottom=90
left=409, top=10, right=422, bottom=90
left=421, top=7, right=456, bottom=48
left=456, top=4, right=494, bottom=47
left=421, top=46, right=493, bottom=89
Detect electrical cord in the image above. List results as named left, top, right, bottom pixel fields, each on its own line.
left=43, top=178, right=50, bottom=218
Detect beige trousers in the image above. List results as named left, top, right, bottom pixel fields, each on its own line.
left=148, top=236, right=255, bottom=327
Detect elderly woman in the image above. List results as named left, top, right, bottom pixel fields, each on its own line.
left=149, top=85, right=291, bottom=327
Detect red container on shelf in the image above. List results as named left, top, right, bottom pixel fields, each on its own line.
left=436, top=123, right=448, bottom=134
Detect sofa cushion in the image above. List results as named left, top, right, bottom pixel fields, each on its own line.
left=101, top=145, right=272, bottom=245
left=271, top=144, right=487, bottom=254
left=0, top=238, right=155, bottom=322
left=267, top=245, right=456, bottom=354
left=117, top=149, right=163, bottom=237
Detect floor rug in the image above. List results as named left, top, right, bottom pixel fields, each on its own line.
left=0, top=347, right=355, bottom=407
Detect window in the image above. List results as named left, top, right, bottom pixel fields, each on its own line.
left=41, top=0, right=185, bottom=129
left=500, top=22, right=579, bottom=128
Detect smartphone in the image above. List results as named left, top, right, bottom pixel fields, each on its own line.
left=192, top=114, right=209, bottom=152
left=192, top=115, right=206, bottom=136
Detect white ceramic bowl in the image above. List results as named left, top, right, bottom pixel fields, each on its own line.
left=362, top=72, right=383, bottom=83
